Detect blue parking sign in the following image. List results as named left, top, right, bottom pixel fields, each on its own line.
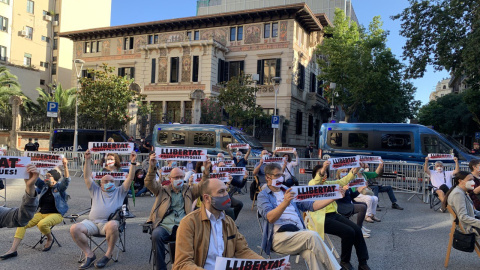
left=47, top=102, right=58, bottom=118
left=271, top=115, right=279, bottom=129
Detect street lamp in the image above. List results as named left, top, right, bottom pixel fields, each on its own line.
left=329, top=82, right=336, bottom=121
left=73, top=59, right=85, bottom=152
left=271, top=77, right=281, bottom=152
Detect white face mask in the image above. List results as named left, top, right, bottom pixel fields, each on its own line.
left=364, top=168, right=370, bottom=172
left=466, top=179, right=475, bottom=191
left=106, top=160, right=115, bottom=167
left=436, top=167, right=443, bottom=173
left=272, top=176, right=284, bottom=187
left=340, top=172, right=348, bottom=178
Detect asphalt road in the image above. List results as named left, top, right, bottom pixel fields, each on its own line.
left=0, top=177, right=478, bottom=270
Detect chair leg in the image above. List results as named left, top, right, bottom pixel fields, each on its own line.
left=325, top=234, right=340, bottom=259
left=252, top=194, right=257, bottom=210
left=444, top=223, right=455, bottom=267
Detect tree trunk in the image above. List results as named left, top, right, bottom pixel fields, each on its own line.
left=103, top=117, right=108, bottom=142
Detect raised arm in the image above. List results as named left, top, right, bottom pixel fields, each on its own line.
left=253, top=159, right=264, bottom=175
left=83, top=150, right=94, bottom=190
left=122, top=151, right=137, bottom=192
left=227, top=147, right=234, bottom=160
left=57, top=157, right=71, bottom=192
left=375, top=160, right=384, bottom=176
left=244, top=146, right=251, bottom=160
left=62, top=157, right=70, bottom=179
left=145, top=153, right=162, bottom=196
left=424, top=157, right=431, bottom=176
left=452, top=157, right=460, bottom=175
left=202, top=159, right=212, bottom=182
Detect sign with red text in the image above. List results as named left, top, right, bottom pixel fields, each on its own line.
left=218, top=166, right=246, bottom=176
left=428, top=153, right=454, bottom=160
left=192, top=173, right=203, bottom=184
left=92, top=171, right=128, bottom=181
left=88, top=142, right=134, bottom=154
left=291, top=184, right=342, bottom=202
left=120, top=162, right=130, bottom=171
left=275, top=147, right=296, bottom=153
left=228, top=143, right=250, bottom=150
left=348, top=177, right=366, bottom=188
left=155, top=148, right=207, bottom=161
left=0, top=156, right=30, bottom=179
left=356, top=155, right=382, bottom=164
left=212, top=160, right=235, bottom=168
left=24, top=152, right=63, bottom=170
left=209, top=172, right=230, bottom=183
left=263, top=157, right=285, bottom=164
left=214, top=256, right=290, bottom=270
left=328, top=156, right=359, bottom=170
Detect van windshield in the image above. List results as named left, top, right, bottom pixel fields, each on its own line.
left=441, top=133, right=470, bottom=153
left=235, top=132, right=263, bottom=149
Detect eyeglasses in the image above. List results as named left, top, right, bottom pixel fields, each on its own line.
left=269, top=173, right=285, bottom=178
left=170, top=176, right=184, bottom=180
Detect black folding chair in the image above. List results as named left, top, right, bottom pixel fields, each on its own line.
left=142, top=222, right=176, bottom=270
left=32, top=219, right=66, bottom=249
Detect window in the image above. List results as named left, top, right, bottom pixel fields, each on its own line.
left=262, top=108, right=278, bottom=115
left=118, top=67, right=135, bottom=79
left=52, top=56, right=57, bottom=62
left=257, top=59, right=281, bottom=85
left=151, top=58, right=156, bottom=83
left=297, top=63, right=305, bottom=90
left=81, top=70, right=94, bottom=79
left=157, top=131, right=168, bottom=145
left=53, top=32, right=58, bottom=37
left=192, top=55, right=199, bottom=82
left=230, top=27, right=236, bottom=41
left=381, top=133, right=412, bottom=151
left=23, top=53, right=32, bottom=66
left=84, top=41, right=90, bottom=53
left=40, top=79, right=45, bottom=85
left=422, top=135, right=451, bottom=155
left=148, top=34, right=158, bottom=44
left=97, top=41, right=102, bottom=52
left=228, top=61, right=244, bottom=80
left=193, top=132, right=215, bottom=147
left=296, top=110, right=303, bottom=135
left=217, top=59, right=225, bottom=83
left=91, top=41, right=96, bottom=53
left=272, top=22, right=278, bottom=37
left=171, top=132, right=185, bottom=145
left=53, top=38, right=57, bottom=50
left=41, top=35, right=49, bottom=42
left=328, top=132, right=343, bottom=147
left=443, top=85, right=446, bottom=89
left=186, top=31, right=192, bottom=41
left=237, top=26, right=243, bottom=40
left=0, top=0, right=10, bottom=4
left=40, top=61, right=48, bottom=68
left=170, top=57, right=179, bottom=83
left=194, top=30, right=199, bottom=40
left=123, top=37, right=134, bottom=50
left=25, top=26, right=33, bottom=39
left=317, top=79, right=323, bottom=96
left=27, top=0, right=34, bottom=13
left=309, top=73, right=316, bottom=92
left=0, top=45, right=6, bottom=61
left=54, top=14, right=59, bottom=22
left=348, top=133, right=368, bottom=148
left=0, top=16, right=8, bottom=32
left=308, top=114, right=314, bottom=137
left=51, top=63, right=56, bottom=75
left=264, top=23, right=270, bottom=38
left=221, top=134, right=234, bottom=150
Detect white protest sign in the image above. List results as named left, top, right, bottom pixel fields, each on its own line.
left=291, top=184, right=342, bottom=202
left=348, top=177, right=366, bottom=188
left=91, top=171, right=128, bottom=181
left=0, top=156, right=31, bottom=179
left=209, top=172, right=230, bottom=183
left=155, top=147, right=207, bottom=161
left=228, top=143, right=250, bottom=150
left=356, top=155, right=382, bottom=164
left=263, top=157, right=285, bottom=164
left=24, top=152, right=64, bottom=170
left=215, top=256, right=290, bottom=270
left=120, top=162, right=130, bottom=171
left=192, top=173, right=203, bottom=184
left=428, top=153, right=454, bottom=160
left=328, top=156, right=359, bottom=170
left=212, top=160, right=235, bottom=168
left=88, top=142, right=134, bottom=154
left=275, top=147, right=296, bottom=153
left=218, top=166, right=246, bottom=176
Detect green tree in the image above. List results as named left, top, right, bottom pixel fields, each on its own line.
left=216, top=73, right=263, bottom=129
left=78, top=64, right=141, bottom=141
left=316, top=9, right=420, bottom=122
left=35, top=84, right=76, bottom=124
left=0, top=66, right=20, bottom=89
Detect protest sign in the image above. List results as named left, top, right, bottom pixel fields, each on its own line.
left=348, top=177, right=366, bottom=188
left=120, top=162, right=130, bottom=171
left=228, top=143, right=250, bottom=150
left=209, top=172, right=230, bottom=183
left=291, top=184, right=342, bottom=202
left=328, top=156, right=359, bottom=170
left=212, top=160, right=235, bottom=168
left=24, top=152, right=63, bottom=170
left=218, top=166, right=246, bottom=176
left=275, top=147, right=296, bottom=153
left=92, top=171, right=128, bottom=181
left=88, top=142, right=134, bottom=154
left=214, top=256, right=290, bottom=270
left=263, top=157, right=285, bottom=164
left=428, top=153, right=454, bottom=160
left=0, top=156, right=30, bottom=179
left=357, top=155, right=382, bottom=164
left=155, top=147, right=207, bottom=161
left=192, top=173, right=203, bottom=184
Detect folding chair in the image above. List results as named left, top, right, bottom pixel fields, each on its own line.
left=251, top=176, right=261, bottom=210
left=444, top=205, right=480, bottom=267
left=303, top=212, right=340, bottom=259
left=32, top=219, right=66, bottom=249
left=142, top=223, right=176, bottom=270
left=427, top=185, right=442, bottom=212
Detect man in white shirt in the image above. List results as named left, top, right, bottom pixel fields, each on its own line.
left=424, top=156, right=459, bottom=203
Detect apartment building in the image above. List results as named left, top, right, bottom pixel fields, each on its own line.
left=0, top=0, right=111, bottom=100
left=61, top=3, right=330, bottom=147
left=429, top=78, right=453, bottom=101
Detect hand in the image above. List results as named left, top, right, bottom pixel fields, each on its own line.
left=425, top=156, right=429, bottom=162
left=149, top=153, right=156, bottom=166
left=228, top=174, right=233, bottom=182
left=343, top=185, right=349, bottom=190
left=352, top=167, right=360, bottom=174
left=339, top=187, right=346, bottom=198
left=205, top=159, right=212, bottom=170
left=323, top=160, right=331, bottom=168
left=283, top=158, right=288, bottom=166
left=282, top=188, right=295, bottom=205
left=273, top=149, right=278, bottom=154
left=25, top=164, right=39, bottom=196
left=85, top=149, right=91, bottom=160
left=454, top=157, right=458, bottom=163
left=293, top=150, right=297, bottom=156
left=130, top=151, right=137, bottom=163
left=62, top=157, right=68, bottom=167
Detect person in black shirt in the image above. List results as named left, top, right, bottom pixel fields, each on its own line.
left=34, top=138, right=40, bottom=151
left=24, top=138, right=37, bottom=151
left=472, top=142, right=480, bottom=155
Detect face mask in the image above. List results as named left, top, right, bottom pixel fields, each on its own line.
left=262, top=154, right=268, bottom=159
left=217, top=157, right=224, bottom=162
left=106, top=160, right=115, bottom=167
left=466, top=179, right=475, bottom=190
left=272, top=176, right=284, bottom=187
left=340, top=172, right=348, bottom=178
left=171, top=161, right=177, bottom=167
left=364, top=168, right=370, bottom=172
left=104, top=182, right=116, bottom=192
left=173, top=179, right=184, bottom=189
left=210, top=194, right=231, bottom=211
left=201, top=166, right=205, bottom=172
left=436, top=167, right=443, bottom=173
left=137, top=174, right=144, bottom=179
left=236, top=154, right=242, bottom=159
left=359, top=168, right=365, bottom=174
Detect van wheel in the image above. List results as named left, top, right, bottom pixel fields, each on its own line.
left=322, top=154, right=330, bottom=160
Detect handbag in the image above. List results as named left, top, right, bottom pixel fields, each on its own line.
left=285, top=166, right=299, bottom=187
left=360, top=187, right=374, bottom=196
left=452, top=215, right=476, bottom=252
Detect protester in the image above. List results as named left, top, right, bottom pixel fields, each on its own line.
left=424, top=157, right=459, bottom=205
left=34, top=138, right=40, bottom=151
left=128, top=169, right=148, bottom=197
left=215, top=161, right=243, bottom=221
left=139, top=138, right=150, bottom=153
left=253, top=149, right=270, bottom=185
left=227, top=145, right=251, bottom=189
left=186, top=161, right=194, bottom=172
left=308, top=161, right=370, bottom=270
left=467, top=159, right=480, bottom=210
left=70, top=150, right=136, bottom=269
left=102, top=153, right=133, bottom=218
left=24, top=138, right=36, bottom=151
left=362, top=161, right=403, bottom=210
left=174, top=178, right=269, bottom=270
left=274, top=149, right=299, bottom=187
left=443, top=171, right=480, bottom=239
left=472, top=142, right=480, bottom=155
left=257, top=162, right=342, bottom=270
left=0, top=165, right=39, bottom=228
left=1, top=158, right=70, bottom=259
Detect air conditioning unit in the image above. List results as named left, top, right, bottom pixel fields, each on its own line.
left=53, top=21, right=59, bottom=26
left=19, top=30, right=27, bottom=36
left=43, top=15, right=52, bottom=21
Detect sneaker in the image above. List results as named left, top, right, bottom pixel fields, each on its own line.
left=363, top=232, right=370, bottom=238
left=150, top=193, right=155, bottom=197
left=364, top=216, right=374, bottom=223
left=127, top=194, right=133, bottom=198
left=362, top=226, right=371, bottom=233
left=371, top=215, right=381, bottom=222
left=392, top=203, right=404, bottom=210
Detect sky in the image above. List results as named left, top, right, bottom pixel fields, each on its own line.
left=111, top=0, right=449, bottom=105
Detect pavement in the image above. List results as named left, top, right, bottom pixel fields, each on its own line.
left=0, top=177, right=479, bottom=270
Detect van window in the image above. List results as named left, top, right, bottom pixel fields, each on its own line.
left=328, top=132, right=342, bottom=147
left=109, top=133, right=124, bottom=142
left=381, top=134, right=412, bottom=151
left=348, top=133, right=368, bottom=148
left=221, top=134, right=237, bottom=150
left=193, top=132, right=215, bottom=147
left=54, top=132, right=73, bottom=144
left=423, top=135, right=452, bottom=154
left=157, top=131, right=168, bottom=145
left=171, top=132, right=186, bottom=145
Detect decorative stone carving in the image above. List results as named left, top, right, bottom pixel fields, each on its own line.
left=181, top=56, right=191, bottom=82
left=244, top=24, right=261, bottom=44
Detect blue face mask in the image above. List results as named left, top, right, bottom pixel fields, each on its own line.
left=171, top=161, right=177, bottom=167
left=104, top=182, right=116, bottom=192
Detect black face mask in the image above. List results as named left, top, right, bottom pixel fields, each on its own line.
left=284, top=178, right=295, bottom=188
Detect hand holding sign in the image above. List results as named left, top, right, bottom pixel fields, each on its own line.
left=427, top=153, right=454, bottom=160
left=25, top=164, right=39, bottom=197
left=85, top=150, right=92, bottom=160
left=283, top=188, right=296, bottom=206
left=149, top=152, right=156, bottom=167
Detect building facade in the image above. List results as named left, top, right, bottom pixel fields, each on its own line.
left=429, top=78, right=453, bottom=101
left=0, top=0, right=111, bottom=100
left=61, top=3, right=331, bottom=148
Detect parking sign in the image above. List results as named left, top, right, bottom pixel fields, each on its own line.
left=271, top=115, right=279, bottom=129
left=47, top=102, right=58, bottom=118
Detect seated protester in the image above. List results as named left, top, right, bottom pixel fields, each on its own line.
left=257, top=163, right=342, bottom=270
left=101, top=153, right=133, bottom=218
left=145, top=153, right=205, bottom=270
left=0, top=165, right=39, bottom=229
left=308, top=161, right=370, bottom=270
left=174, top=178, right=279, bottom=270
left=128, top=169, right=148, bottom=197
left=253, top=149, right=270, bottom=185
left=215, top=161, right=243, bottom=221
left=1, top=159, right=70, bottom=260
left=444, top=171, right=480, bottom=239
left=273, top=149, right=299, bottom=187
left=361, top=161, right=403, bottom=210
left=468, top=159, right=480, bottom=210
left=227, top=145, right=251, bottom=189
left=70, top=150, right=136, bottom=269
left=424, top=157, right=459, bottom=205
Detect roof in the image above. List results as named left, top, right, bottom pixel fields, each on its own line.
left=314, top=13, right=333, bottom=27
left=60, top=3, right=324, bottom=40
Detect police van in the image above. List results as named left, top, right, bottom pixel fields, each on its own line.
left=51, top=129, right=131, bottom=151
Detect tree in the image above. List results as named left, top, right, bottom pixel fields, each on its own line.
left=316, top=9, right=420, bottom=122
left=0, top=66, right=20, bottom=89
left=216, top=73, right=263, bottom=129
left=78, top=64, right=141, bottom=141
left=35, top=84, right=76, bottom=124
left=200, top=98, right=222, bottom=124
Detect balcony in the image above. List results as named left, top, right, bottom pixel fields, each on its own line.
left=306, top=92, right=328, bottom=111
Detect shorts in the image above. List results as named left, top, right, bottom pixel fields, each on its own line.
left=81, top=219, right=110, bottom=236
left=435, top=184, right=449, bottom=194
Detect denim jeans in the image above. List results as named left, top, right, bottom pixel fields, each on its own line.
left=151, top=226, right=172, bottom=270
left=370, top=185, right=397, bottom=204
left=128, top=187, right=148, bottom=197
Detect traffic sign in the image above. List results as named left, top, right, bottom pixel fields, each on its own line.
left=47, top=102, right=58, bottom=118
left=271, top=115, right=279, bottom=129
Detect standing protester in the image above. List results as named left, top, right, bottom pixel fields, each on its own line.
left=467, top=159, right=480, bottom=210
left=253, top=150, right=270, bottom=185
left=424, top=157, right=459, bottom=205
left=34, top=139, right=40, bottom=151
left=24, top=138, right=36, bottom=151
left=472, top=142, right=480, bottom=155
left=227, top=145, right=251, bottom=191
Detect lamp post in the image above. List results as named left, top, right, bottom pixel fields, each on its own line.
left=271, top=77, right=281, bottom=152
left=73, top=59, right=84, bottom=152
left=329, top=82, right=336, bottom=121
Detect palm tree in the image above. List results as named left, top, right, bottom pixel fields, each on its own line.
left=35, top=84, right=76, bottom=123
left=0, top=66, right=20, bottom=89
